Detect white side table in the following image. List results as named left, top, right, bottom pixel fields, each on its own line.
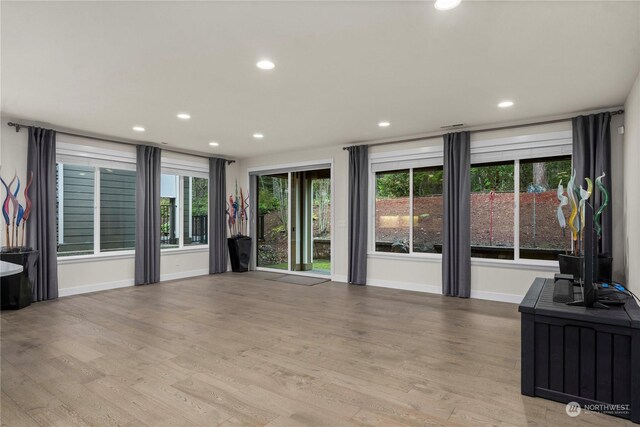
left=0, top=260, right=23, bottom=277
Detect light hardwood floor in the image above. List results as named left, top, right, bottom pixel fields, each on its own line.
left=1, top=272, right=629, bottom=426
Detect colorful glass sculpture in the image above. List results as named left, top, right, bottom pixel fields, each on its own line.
left=567, top=169, right=579, bottom=241
left=594, top=173, right=609, bottom=238
left=556, top=181, right=568, bottom=233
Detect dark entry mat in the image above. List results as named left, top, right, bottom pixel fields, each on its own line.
left=244, top=271, right=284, bottom=280
left=266, top=274, right=329, bottom=286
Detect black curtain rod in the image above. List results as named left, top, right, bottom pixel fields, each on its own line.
left=6, top=121, right=236, bottom=165
left=342, top=109, right=625, bottom=150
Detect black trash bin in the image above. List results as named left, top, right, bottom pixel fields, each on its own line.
left=227, top=236, right=252, bottom=273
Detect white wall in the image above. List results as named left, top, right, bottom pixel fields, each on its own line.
left=239, top=119, right=626, bottom=303
left=0, top=118, right=28, bottom=247
left=610, top=113, right=626, bottom=282
left=624, top=72, right=640, bottom=295
left=0, top=116, right=219, bottom=296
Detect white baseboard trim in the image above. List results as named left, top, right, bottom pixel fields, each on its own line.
left=368, top=279, right=441, bottom=295
left=160, top=269, right=209, bottom=282
left=367, top=279, right=523, bottom=304
left=59, top=269, right=209, bottom=297
left=58, top=279, right=134, bottom=297
left=58, top=269, right=523, bottom=304
left=470, top=290, right=524, bottom=304
left=332, top=274, right=348, bottom=283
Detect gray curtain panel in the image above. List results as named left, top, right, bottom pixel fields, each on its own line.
left=249, top=174, right=258, bottom=270
left=572, top=113, right=612, bottom=256
left=347, top=145, right=368, bottom=285
left=442, top=131, right=471, bottom=298
left=26, top=127, right=59, bottom=301
left=135, top=145, right=161, bottom=285
left=209, top=158, right=227, bottom=274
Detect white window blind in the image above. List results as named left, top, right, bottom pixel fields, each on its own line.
left=370, top=144, right=443, bottom=172
left=470, top=131, right=572, bottom=164
left=161, top=156, right=209, bottom=179
left=369, top=131, right=572, bottom=172
left=56, top=139, right=136, bottom=170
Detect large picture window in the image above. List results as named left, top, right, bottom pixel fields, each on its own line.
left=161, top=174, right=208, bottom=249
left=468, top=156, right=572, bottom=260
left=56, top=164, right=95, bottom=256
left=470, top=161, right=515, bottom=259
left=100, top=168, right=136, bottom=252
left=375, top=170, right=410, bottom=253
left=413, top=167, right=443, bottom=254
left=55, top=142, right=209, bottom=258
left=519, top=156, right=572, bottom=260
left=372, top=145, right=571, bottom=262
left=56, top=164, right=136, bottom=257
left=373, top=167, right=444, bottom=254
left=184, top=177, right=208, bottom=246
left=161, top=174, right=179, bottom=248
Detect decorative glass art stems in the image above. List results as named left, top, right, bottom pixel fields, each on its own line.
left=1, top=171, right=33, bottom=249
left=557, top=169, right=608, bottom=256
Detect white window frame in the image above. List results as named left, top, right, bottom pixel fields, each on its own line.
left=56, top=140, right=137, bottom=263
left=160, top=156, right=209, bottom=253
left=370, top=165, right=444, bottom=259
left=188, top=177, right=193, bottom=239
left=368, top=131, right=572, bottom=267
left=369, top=142, right=445, bottom=259
left=57, top=164, right=64, bottom=244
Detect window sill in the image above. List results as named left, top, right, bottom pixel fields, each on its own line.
left=471, top=258, right=559, bottom=271
left=58, top=250, right=135, bottom=264
left=367, top=252, right=559, bottom=271
left=367, top=252, right=442, bottom=262
left=57, top=245, right=210, bottom=264
left=161, top=246, right=209, bottom=255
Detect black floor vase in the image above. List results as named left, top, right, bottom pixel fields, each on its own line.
left=228, top=236, right=252, bottom=273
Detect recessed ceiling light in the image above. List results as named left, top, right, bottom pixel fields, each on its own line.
left=253, top=133, right=264, bottom=139
left=434, top=0, right=461, bottom=11
left=133, top=126, right=145, bottom=132
left=498, top=101, right=515, bottom=108
left=378, top=121, right=391, bottom=127
left=256, top=60, right=275, bottom=70
left=177, top=113, right=191, bottom=120
left=209, top=141, right=219, bottom=147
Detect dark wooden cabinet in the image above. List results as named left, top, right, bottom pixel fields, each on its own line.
left=520, top=278, right=640, bottom=423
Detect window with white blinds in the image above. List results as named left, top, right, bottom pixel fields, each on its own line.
left=369, top=131, right=573, bottom=262
left=55, top=138, right=137, bottom=257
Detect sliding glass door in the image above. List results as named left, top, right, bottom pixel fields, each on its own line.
left=254, top=167, right=331, bottom=276
left=256, top=173, right=289, bottom=270
left=291, top=169, right=331, bottom=274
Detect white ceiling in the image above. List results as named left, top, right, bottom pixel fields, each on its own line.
left=2, top=1, right=639, bottom=159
